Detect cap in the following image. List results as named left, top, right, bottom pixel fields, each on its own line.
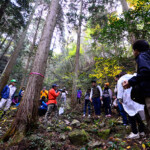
left=10, top=79, right=17, bottom=83
left=52, top=84, right=59, bottom=88
left=105, top=82, right=109, bottom=86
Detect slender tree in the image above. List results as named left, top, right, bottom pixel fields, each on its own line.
left=20, top=8, right=43, bottom=88
left=2, top=0, right=60, bottom=143
left=120, top=0, right=136, bottom=44
left=0, top=3, right=37, bottom=95
left=0, top=38, right=13, bottom=61
left=71, top=0, right=83, bottom=103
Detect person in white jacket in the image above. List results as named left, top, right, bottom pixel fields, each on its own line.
left=117, top=74, right=145, bottom=139
left=90, top=80, right=103, bottom=118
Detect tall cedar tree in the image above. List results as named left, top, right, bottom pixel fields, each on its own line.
left=2, top=0, right=60, bottom=144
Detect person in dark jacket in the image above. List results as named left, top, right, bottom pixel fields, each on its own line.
left=18, top=87, right=25, bottom=102
left=83, top=88, right=91, bottom=118
left=123, top=40, right=150, bottom=131
left=38, top=96, right=47, bottom=116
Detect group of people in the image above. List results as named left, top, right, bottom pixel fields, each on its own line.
left=0, top=80, right=25, bottom=118
left=82, top=40, right=150, bottom=139
left=82, top=81, right=112, bottom=118
left=38, top=85, right=68, bottom=124
left=0, top=39, right=150, bottom=139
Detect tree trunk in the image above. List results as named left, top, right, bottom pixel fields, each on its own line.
left=2, top=0, right=59, bottom=144
left=120, top=0, right=136, bottom=44
left=20, top=8, right=43, bottom=88
left=120, top=0, right=129, bottom=11
left=0, top=38, right=12, bottom=61
left=0, top=0, right=10, bottom=21
left=71, top=0, right=83, bottom=104
left=0, top=4, right=37, bottom=96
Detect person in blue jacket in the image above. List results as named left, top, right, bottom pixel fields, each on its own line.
left=0, top=79, right=17, bottom=118
left=123, top=40, right=150, bottom=131
left=18, top=87, right=25, bottom=102
left=38, top=96, right=47, bottom=116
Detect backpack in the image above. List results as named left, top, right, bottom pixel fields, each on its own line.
left=103, top=89, right=110, bottom=98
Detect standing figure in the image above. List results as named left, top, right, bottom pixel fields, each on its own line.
left=45, top=84, right=60, bottom=125
left=18, top=87, right=25, bottom=102
left=116, top=72, right=128, bottom=125
left=39, top=96, right=47, bottom=116
left=90, top=80, right=103, bottom=118
left=123, top=40, right=150, bottom=132
left=102, top=83, right=112, bottom=117
left=61, top=88, right=68, bottom=106
left=77, top=88, right=82, bottom=104
left=83, top=88, right=91, bottom=118
left=118, top=73, right=145, bottom=139
left=0, top=79, right=17, bottom=118
left=40, top=86, right=48, bottom=100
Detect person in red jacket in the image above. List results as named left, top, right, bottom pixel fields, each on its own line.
left=45, top=84, right=60, bottom=125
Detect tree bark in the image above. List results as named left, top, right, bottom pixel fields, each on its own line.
left=120, top=0, right=129, bottom=11
left=0, top=3, right=37, bottom=96
left=20, top=8, right=43, bottom=88
left=0, top=38, right=13, bottom=61
left=120, top=0, right=136, bottom=44
left=71, top=0, right=83, bottom=104
left=2, top=0, right=59, bottom=143
left=0, top=0, right=10, bottom=21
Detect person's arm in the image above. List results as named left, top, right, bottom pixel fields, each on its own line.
left=42, top=101, right=47, bottom=107
left=117, top=79, right=124, bottom=103
left=51, top=89, right=60, bottom=97
left=1, top=86, right=6, bottom=95
left=129, top=55, right=150, bottom=86
left=90, top=88, right=93, bottom=101
left=97, top=85, right=103, bottom=97
left=11, top=87, right=17, bottom=100
left=109, top=89, right=113, bottom=99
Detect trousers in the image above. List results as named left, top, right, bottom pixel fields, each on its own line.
left=92, top=97, right=101, bottom=115
left=117, top=99, right=128, bottom=124
left=0, top=98, right=12, bottom=111
left=129, top=113, right=144, bottom=134
left=145, top=97, right=150, bottom=131
left=45, top=104, right=58, bottom=123
left=103, top=97, right=111, bottom=115
left=83, top=100, right=91, bottom=115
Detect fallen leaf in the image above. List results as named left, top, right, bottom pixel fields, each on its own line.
left=126, top=146, right=131, bottom=149
left=142, top=144, right=146, bottom=150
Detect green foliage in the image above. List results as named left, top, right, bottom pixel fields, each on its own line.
left=89, top=57, right=123, bottom=84
left=0, top=0, right=31, bottom=35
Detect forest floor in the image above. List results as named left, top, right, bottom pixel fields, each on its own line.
left=0, top=101, right=150, bottom=150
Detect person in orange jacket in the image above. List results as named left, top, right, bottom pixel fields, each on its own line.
left=45, top=84, right=60, bottom=125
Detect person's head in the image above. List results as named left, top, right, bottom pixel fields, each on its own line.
left=91, top=80, right=97, bottom=87
left=21, top=87, right=25, bottom=91
left=78, top=88, right=81, bottom=91
left=43, top=86, right=46, bottom=90
left=87, top=88, right=91, bottom=93
left=10, top=79, right=17, bottom=86
left=132, top=40, right=150, bottom=58
left=115, top=75, right=120, bottom=82
left=52, top=84, right=58, bottom=90
left=119, top=72, right=127, bottom=78
left=104, top=83, right=109, bottom=88
left=41, top=96, right=46, bottom=102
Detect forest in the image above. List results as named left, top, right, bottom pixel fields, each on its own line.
left=0, top=0, right=150, bottom=149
